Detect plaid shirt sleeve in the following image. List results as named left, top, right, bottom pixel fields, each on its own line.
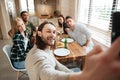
left=11, top=33, right=27, bottom=61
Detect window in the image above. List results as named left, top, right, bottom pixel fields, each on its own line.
left=27, top=0, right=35, bottom=14
left=116, top=0, right=120, bottom=11
left=19, top=0, right=27, bottom=11
left=77, top=0, right=90, bottom=24
left=19, top=0, right=35, bottom=14
left=77, top=0, right=119, bottom=47
left=90, top=0, right=113, bottom=31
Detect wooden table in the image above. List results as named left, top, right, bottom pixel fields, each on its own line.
left=54, top=34, right=86, bottom=69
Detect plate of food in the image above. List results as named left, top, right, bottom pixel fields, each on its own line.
left=56, top=41, right=64, bottom=48
left=61, top=38, right=74, bottom=43
left=54, top=48, right=70, bottom=56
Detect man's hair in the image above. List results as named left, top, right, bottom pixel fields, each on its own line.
left=58, top=14, right=65, bottom=21
left=36, top=21, right=55, bottom=50
left=65, top=16, right=72, bottom=20
left=20, top=11, right=28, bottom=17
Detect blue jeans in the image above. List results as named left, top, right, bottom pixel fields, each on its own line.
left=71, top=67, right=81, bottom=72
left=12, top=61, right=25, bottom=69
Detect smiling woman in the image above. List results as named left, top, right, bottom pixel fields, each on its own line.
left=10, top=17, right=32, bottom=69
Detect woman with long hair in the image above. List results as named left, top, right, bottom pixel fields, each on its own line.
left=10, top=17, right=32, bottom=69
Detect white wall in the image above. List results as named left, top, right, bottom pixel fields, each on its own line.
left=35, top=0, right=57, bottom=17
left=58, top=0, right=77, bottom=20
left=0, top=0, right=11, bottom=39
left=60, top=0, right=70, bottom=17
left=69, top=0, right=77, bottom=21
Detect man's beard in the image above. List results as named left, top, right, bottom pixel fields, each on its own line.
left=42, top=36, right=55, bottom=46
left=46, top=40, right=55, bottom=46
left=23, top=19, right=28, bottom=23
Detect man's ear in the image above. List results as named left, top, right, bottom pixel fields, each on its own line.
left=37, top=31, right=42, bottom=37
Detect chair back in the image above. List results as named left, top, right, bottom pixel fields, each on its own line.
left=2, top=44, right=26, bottom=71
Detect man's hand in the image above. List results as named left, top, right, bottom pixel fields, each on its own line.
left=82, top=37, right=120, bottom=80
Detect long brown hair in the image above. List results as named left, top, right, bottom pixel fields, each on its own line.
left=58, top=14, right=65, bottom=28
left=36, top=21, right=56, bottom=50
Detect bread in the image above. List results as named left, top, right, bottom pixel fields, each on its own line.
left=57, top=42, right=64, bottom=47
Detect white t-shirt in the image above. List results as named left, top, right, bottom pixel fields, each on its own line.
left=68, top=23, right=94, bottom=53
left=24, top=38, right=28, bottom=50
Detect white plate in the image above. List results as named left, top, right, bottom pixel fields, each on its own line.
left=54, top=48, right=70, bottom=56
left=61, top=38, right=74, bottom=43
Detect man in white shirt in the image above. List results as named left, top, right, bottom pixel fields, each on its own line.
left=65, top=16, right=94, bottom=53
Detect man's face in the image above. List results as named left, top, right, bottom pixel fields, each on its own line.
left=66, top=18, right=74, bottom=28
left=21, top=12, right=29, bottom=22
left=41, top=24, right=56, bottom=46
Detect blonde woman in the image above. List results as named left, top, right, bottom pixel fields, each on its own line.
left=11, top=17, right=32, bottom=69
left=8, top=11, right=36, bottom=46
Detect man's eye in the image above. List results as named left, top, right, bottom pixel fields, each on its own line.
left=47, top=31, right=51, bottom=33
left=53, top=31, right=56, bottom=34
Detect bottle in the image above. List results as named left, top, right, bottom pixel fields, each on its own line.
left=64, top=37, right=68, bottom=48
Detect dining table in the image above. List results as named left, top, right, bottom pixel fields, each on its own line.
left=53, top=34, right=86, bottom=70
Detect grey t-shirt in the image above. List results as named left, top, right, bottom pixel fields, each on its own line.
left=68, top=23, right=91, bottom=46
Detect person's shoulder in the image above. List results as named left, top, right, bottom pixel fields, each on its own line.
left=28, top=45, right=47, bottom=57
left=28, top=21, right=33, bottom=24
left=13, top=32, right=21, bottom=37
left=12, top=34, right=24, bottom=41
left=27, top=21, right=34, bottom=25
left=76, top=22, right=85, bottom=26
left=63, top=22, right=69, bottom=27
left=25, top=46, right=47, bottom=67
left=76, top=22, right=87, bottom=28
left=27, top=21, right=36, bottom=29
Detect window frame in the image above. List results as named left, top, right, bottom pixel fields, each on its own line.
left=77, top=0, right=119, bottom=47
left=19, top=0, right=35, bottom=15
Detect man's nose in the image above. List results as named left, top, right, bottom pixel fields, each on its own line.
left=51, top=32, right=56, bottom=37
left=67, top=22, right=70, bottom=24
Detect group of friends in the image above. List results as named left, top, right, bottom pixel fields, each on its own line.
left=8, top=11, right=120, bottom=80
